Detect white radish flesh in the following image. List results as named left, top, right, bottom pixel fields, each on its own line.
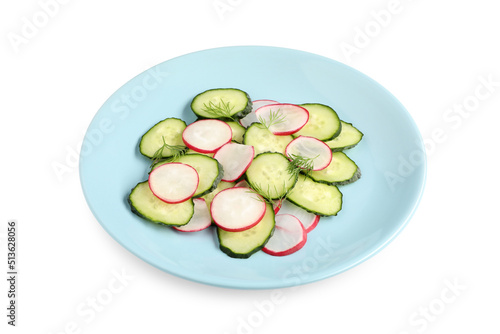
left=262, top=214, right=307, bottom=256
left=254, top=103, right=309, bottom=135
left=240, top=99, right=278, bottom=128
left=210, top=187, right=266, bottom=232
left=182, top=119, right=232, bottom=153
left=173, top=198, right=212, bottom=232
left=148, top=163, right=199, bottom=204
left=285, top=136, right=332, bottom=171
left=214, top=143, right=255, bottom=182
left=277, top=200, right=319, bottom=233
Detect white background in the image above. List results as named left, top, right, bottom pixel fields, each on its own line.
left=1, top=0, right=499, bottom=333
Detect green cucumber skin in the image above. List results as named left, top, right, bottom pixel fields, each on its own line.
left=218, top=229, right=275, bottom=259
left=293, top=103, right=342, bottom=141
left=286, top=176, right=343, bottom=217
left=191, top=88, right=253, bottom=121
left=217, top=204, right=276, bottom=259
left=308, top=168, right=362, bottom=186
left=194, top=159, right=224, bottom=197
left=245, top=152, right=298, bottom=200
left=330, top=143, right=359, bottom=152
left=327, top=121, right=364, bottom=152
left=286, top=194, right=342, bottom=217
left=308, top=151, right=362, bottom=186
left=128, top=182, right=195, bottom=226
left=139, top=117, right=187, bottom=159
left=325, top=120, right=342, bottom=142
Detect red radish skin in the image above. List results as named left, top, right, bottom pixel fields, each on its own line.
left=262, top=214, right=307, bottom=256
left=172, top=198, right=212, bottom=232
left=278, top=200, right=320, bottom=233
left=210, top=187, right=267, bottom=232
left=285, top=136, right=333, bottom=171
left=273, top=199, right=282, bottom=214
left=182, top=119, right=232, bottom=153
left=305, top=216, right=320, bottom=233
left=148, top=162, right=199, bottom=204
left=240, top=99, right=278, bottom=128
left=214, top=143, right=255, bottom=182
left=254, top=103, right=309, bottom=136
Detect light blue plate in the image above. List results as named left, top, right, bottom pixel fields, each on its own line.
left=80, top=46, right=426, bottom=289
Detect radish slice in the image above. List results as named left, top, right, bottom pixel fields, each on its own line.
left=285, top=136, right=333, bottom=171
left=172, top=198, right=212, bottom=232
left=148, top=163, right=199, bottom=204
left=234, top=180, right=282, bottom=214
left=213, top=143, right=255, bottom=182
left=278, top=200, right=320, bottom=233
left=182, top=119, right=232, bottom=153
left=234, top=180, right=250, bottom=188
left=263, top=214, right=307, bottom=256
left=211, top=187, right=266, bottom=232
left=240, top=99, right=278, bottom=128
left=254, top=103, right=309, bottom=135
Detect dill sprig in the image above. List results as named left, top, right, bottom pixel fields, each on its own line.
left=246, top=182, right=288, bottom=205
left=150, top=136, right=186, bottom=170
left=286, top=153, right=317, bottom=178
left=257, top=108, right=286, bottom=130
left=201, top=99, right=235, bottom=120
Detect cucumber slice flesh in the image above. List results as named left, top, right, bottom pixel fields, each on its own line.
left=324, top=121, right=364, bottom=151
left=191, top=88, right=252, bottom=120
left=128, top=181, right=194, bottom=226
left=140, top=118, right=187, bottom=158
left=245, top=152, right=297, bottom=200
left=308, top=152, right=361, bottom=185
left=287, top=175, right=342, bottom=216
left=217, top=203, right=276, bottom=258
left=293, top=104, right=341, bottom=141
left=225, top=121, right=246, bottom=143
left=243, top=123, right=293, bottom=155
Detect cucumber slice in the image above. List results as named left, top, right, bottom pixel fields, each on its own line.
left=308, top=152, right=361, bottom=185
left=225, top=121, right=246, bottom=143
left=324, top=121, right=364, bottom=152
left=152, top=154, right=223, bottom=198
left=128, top=181, right=194, bottom=226
left=245, top=152, right=297, bottom=200
left=293, top=104, right=341, bottom=141
left=191, top=88, right=252, bottom=120
left=140, top=118, right=187, bottom=158
left=287, top=175, right=342, bottom=216
left=217, top=203, right=276, bottom=258
left=243, top=123, right=293, bottom=155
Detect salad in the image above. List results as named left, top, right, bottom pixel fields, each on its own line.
left=128, top=88, right=363, bottom=258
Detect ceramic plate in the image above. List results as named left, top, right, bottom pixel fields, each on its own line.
left=80, top=46, right=426, bottom=289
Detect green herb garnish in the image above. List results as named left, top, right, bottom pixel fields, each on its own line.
left=201, top=99, right=235, bottom=120
left=257, top=108, right=286, bottom=130
left=150, top=136, right=186, bottom=170
left=286, top=153, right=318, bottom=178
